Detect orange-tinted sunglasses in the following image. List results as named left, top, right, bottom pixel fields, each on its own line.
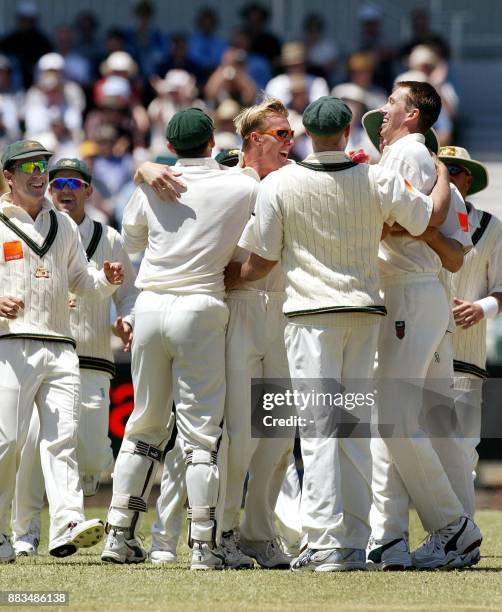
left=255, top=128, right=295, bottom=141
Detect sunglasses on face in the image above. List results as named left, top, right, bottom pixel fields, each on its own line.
left=50, top=177, right=89, bottom=191
left=256, top=128, right=295, bottom=142
left=447, top=164, right=471, bottom=177
left=14, top=160, right=49, bottom=174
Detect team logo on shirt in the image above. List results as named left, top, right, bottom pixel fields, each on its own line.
left=34, top=265, right=49, bottom=278
left=395, top=321, right=405, bottom=339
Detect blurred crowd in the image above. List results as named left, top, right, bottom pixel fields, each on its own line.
left=0, top=0, right=460, bottom=228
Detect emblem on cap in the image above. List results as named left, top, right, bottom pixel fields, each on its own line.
left=439, top=146, right=458, bottom=157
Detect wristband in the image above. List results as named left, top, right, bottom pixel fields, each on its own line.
left=474, top=296, right=499, bottom=319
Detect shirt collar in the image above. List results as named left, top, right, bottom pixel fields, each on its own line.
left=303, top=151, right=351, bottom=163
left=175, top=157, right=221, bottom=169
left=466, top=201, right=481, bottom=230
left=384, top=132, right=426, bottom=152
left=0, top=193, right=54, bottom=216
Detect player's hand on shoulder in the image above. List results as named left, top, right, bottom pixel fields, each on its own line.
left=135, top=161, right=187, bottom=201
left=103, top=261, right=124, bottom=285
left=112, top=316, right=133, bottom=352
left=453, top=298, right=484, bottom=329
left=0, top=295, right=24, bottom=319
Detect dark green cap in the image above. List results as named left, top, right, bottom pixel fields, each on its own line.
left=166, top=108, right=214, bottom=151
left=302, top=96, right=352, bottom=136
left=215, top=148, right=240, bottom=167
left=1, top=139, right=53, bottom=168
left=49, top=158, right=92, bottom=183
left=362, top=109, right=439, bottom=154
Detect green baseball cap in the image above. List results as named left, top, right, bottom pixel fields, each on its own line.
left=362, top=109, right=439, bottom=154
left=1, top=139, right=53, bottom=168
left=215, top=148, right=240, bottom=167
left=166, top=108, right=214, bottom=151
left=49, top=158, right=92, bottom=183
left=302, top=96, right=352, bottom=136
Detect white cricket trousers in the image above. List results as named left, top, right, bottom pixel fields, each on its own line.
left=12, top=370, right=114, bottom=538
left=108, top=291, right=228, bottom=544
left=0, top=339, right=84, bottom=544
left=284, top=314, right=380, bottom=549
left=371, top=276, right=465, bottom=542
left=274, top=453, right=305, bottom=554
left=222, top=291, right=294, bottom=541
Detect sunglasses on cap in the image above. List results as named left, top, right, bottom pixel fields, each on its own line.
left=50, top=177, right=89, bottom=191
left=255, top=128, right=295, bottom=141
left=447, top=164, right=471, bottom=177
left=13, top=160, right=49, bottom=174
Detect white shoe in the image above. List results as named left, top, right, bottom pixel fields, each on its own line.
left=238, top=537, right=292, bottom=569
left=13, top=525, right=40, bottom=558
left=101, top=528, right=147, bottom=564
left=81, top=475, right=100, bottom=497
left=291, top=547, right=367, bottom=572
left=219, top=530, right=254, bottom=569
left=412, top=517, right=482, bottom=569
left=0, top=534, right=15, bottom=563
left=49, top=519, right=104, bottom=558
left=366, top=537, right=411, bottom=571
left=191, top=541, right=224, bottom=570
left=149, top=549, right=177, bottom=564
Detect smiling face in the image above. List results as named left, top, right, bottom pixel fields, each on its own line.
left=4, top=154, right=49, bottom=205
left=251, top=113, right=294, bottom=176
left=49, top=169, right=92, bottom=224
left=379, top=86, right=417, bottom=146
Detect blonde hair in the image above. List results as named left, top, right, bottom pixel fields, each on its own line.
left=234, top=96, right=288, bottom=149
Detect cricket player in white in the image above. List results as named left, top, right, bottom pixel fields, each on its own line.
left=227, top=96, right=452, bottom=571
left=102, top=108, right=259, bottom=570
left=362, top=81, right=482, bottom=570
left=132, top=100, right=296, bottom=570
left=0, top=140, right=124, bottom=563
left=430, top=146, right=502, bottom=519
left=11, top=158, right=138, bottom=557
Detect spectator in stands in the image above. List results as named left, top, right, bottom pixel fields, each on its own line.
left=154, top=32, right=207, bottom=89
left=239, top=2, right=282, bottom=69
left=0, top=55, right=23, bottom=147
left=1, top=1, right=52, bottom=87
left=53, top=25, right=92, bottom=88
left=303, top=13, right=339, bottom=84
left=408, top=44, right=459, bottom=124
left=265, top=42, right=329, bottom=107
left=124, top=0, right=169, bottom=80
left=400, top=8, right=450, bottom=62
left=205, top=47, right=257, bottom=107
left=86, top=75, right=149, bottom=152
left=213, top=98, right=241, bottom=152
left=147, top=69, right=200, bottom=156
left=24, top=53, right=85, bottom=141
left=344, top=51, right=387, bottom=110
left=89, top=123, right=135, bottom=221
left=94, top=51, right=145, bottom=112
left=187, top=7, right=227, bottom=81
left=285, top=74, right=312, bottom=160
left=356, top=2, right=394, bottom=92
left=230, top=29, right=271, bottom=89
left=34, top=107, right=81, bottom=160
left=74, top=11, right=104, bottom=77
left=331, top=82, right=379, bottom=161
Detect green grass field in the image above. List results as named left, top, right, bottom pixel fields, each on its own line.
left=2, top=508, right=502, bottom=612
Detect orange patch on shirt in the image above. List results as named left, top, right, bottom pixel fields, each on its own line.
left=3, top=240, right=23, bottom=261
left=457, top=212, right=469, bottom=232
left=404, top=178, right=414, bottom=192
